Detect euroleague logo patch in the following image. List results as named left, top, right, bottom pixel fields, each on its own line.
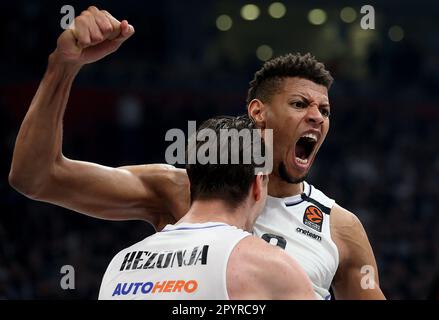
left=303, top=205, right=323, bottom=232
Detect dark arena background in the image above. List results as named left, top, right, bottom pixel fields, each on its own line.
left=1, top=0, right=438, bottom=300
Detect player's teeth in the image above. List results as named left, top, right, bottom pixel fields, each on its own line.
left=302, top=133, right=317, bottom=141
left=296, top=157, right=309, bottom=164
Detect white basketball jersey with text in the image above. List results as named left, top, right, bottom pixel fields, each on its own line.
left=98, top=222, right=251, bottom=300
left=253, top=181, right=339, bottom=300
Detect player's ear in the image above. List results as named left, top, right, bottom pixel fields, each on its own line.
left=252, top=172, right=265, bottom=202
left=248, top=99, right=266, bottom=129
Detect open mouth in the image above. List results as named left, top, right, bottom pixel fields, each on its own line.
left=294, top=133, right=318, bottom=166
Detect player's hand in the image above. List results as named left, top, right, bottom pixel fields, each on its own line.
left=53, top=6, right=134, bottom=66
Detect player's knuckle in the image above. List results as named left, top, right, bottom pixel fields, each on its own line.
left=105, top=23, right=114, bottom=32
left=89, top=29, right=103, bottom=41
left=78, top=38, right=90, bottom=46
left=102, top=24, right=113, bottom=34
left=75, top=15, right=87, bottom=25
left=80, top=10, right=91, bottom=17
left=92, top=34, right=104, bottom=43
left=99, top=17, right=113, bottom=33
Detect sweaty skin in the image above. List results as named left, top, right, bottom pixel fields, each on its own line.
left=9, top=7, right=385, bottom=300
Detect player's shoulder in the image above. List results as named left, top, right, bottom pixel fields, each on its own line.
left=227, top=236, right=312, bottom=299
left=330, top=203, right=373, bottom=266
left=331, top=203, right=363, bottom=231
left=330, top=204, right=367, bottom=248
left=231, top=235, right=288, bottom=265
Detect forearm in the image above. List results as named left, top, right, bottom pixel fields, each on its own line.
left=9, top=52, right=81, bottom=196
left=7, top=7, right=165, bottom=223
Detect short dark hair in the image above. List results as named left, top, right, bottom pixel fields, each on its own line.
left=246, top=53, right=334, bottom=105
left=186, top=115, right=263, bottom=208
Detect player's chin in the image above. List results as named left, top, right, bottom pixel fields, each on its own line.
left=279, top=161, right=309, bottom=184
left=289, top=167, right=309, bottom=183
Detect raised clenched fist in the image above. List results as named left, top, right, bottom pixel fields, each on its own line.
left=54, top=6, right=134, bottom=66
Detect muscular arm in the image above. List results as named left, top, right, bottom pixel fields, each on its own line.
left=8, top=7, right=189, bottom=229
left=227, top=237, right=316, bottom=300
left=331, top=204, right=386, bottom=300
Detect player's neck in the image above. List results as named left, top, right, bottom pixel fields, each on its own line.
left=268, top=174, right=304, bottom=198
left=179, top=199, right=252, bottom=232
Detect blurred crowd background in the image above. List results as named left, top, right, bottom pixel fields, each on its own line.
left=1, top=0, right=438, bottom=299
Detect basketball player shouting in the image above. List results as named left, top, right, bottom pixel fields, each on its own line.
left=99, top=115, right=315, bottom=300
left=9, top=6, right=385, bottom=300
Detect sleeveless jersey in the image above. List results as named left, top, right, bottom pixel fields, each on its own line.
left=253, top=181, right=339, bottom=300
left=98, top=222, right=251, bottom=300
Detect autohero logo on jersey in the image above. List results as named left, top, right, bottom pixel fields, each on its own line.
left=112, top=279, right=198, bottom=297
left=119, top=245, right=209, bottom=271
left=303, top=205, right=324, bottom=232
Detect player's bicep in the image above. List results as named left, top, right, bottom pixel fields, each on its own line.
left=332, top=209, right=385, bottom=299
left=332, top=253, right=385, bottom=299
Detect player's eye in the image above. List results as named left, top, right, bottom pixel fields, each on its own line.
left=290, top=101, right=307, bottom=109
left=320, top=108, right=330, bottom=118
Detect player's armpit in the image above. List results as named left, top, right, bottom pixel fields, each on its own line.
left=25, top=159, right=189, bottom=229
left=330, top=205, right=386, bottom=300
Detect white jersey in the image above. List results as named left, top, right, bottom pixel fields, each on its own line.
left=98, top=222, right=251, bottom=300
left=253, top=181, right=339, bottom=300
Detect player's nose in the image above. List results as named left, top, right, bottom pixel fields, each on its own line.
left=305, top=104, right=324, bottom=125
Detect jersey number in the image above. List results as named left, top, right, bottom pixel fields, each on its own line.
left=261, top=233, right=287, bottom=250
